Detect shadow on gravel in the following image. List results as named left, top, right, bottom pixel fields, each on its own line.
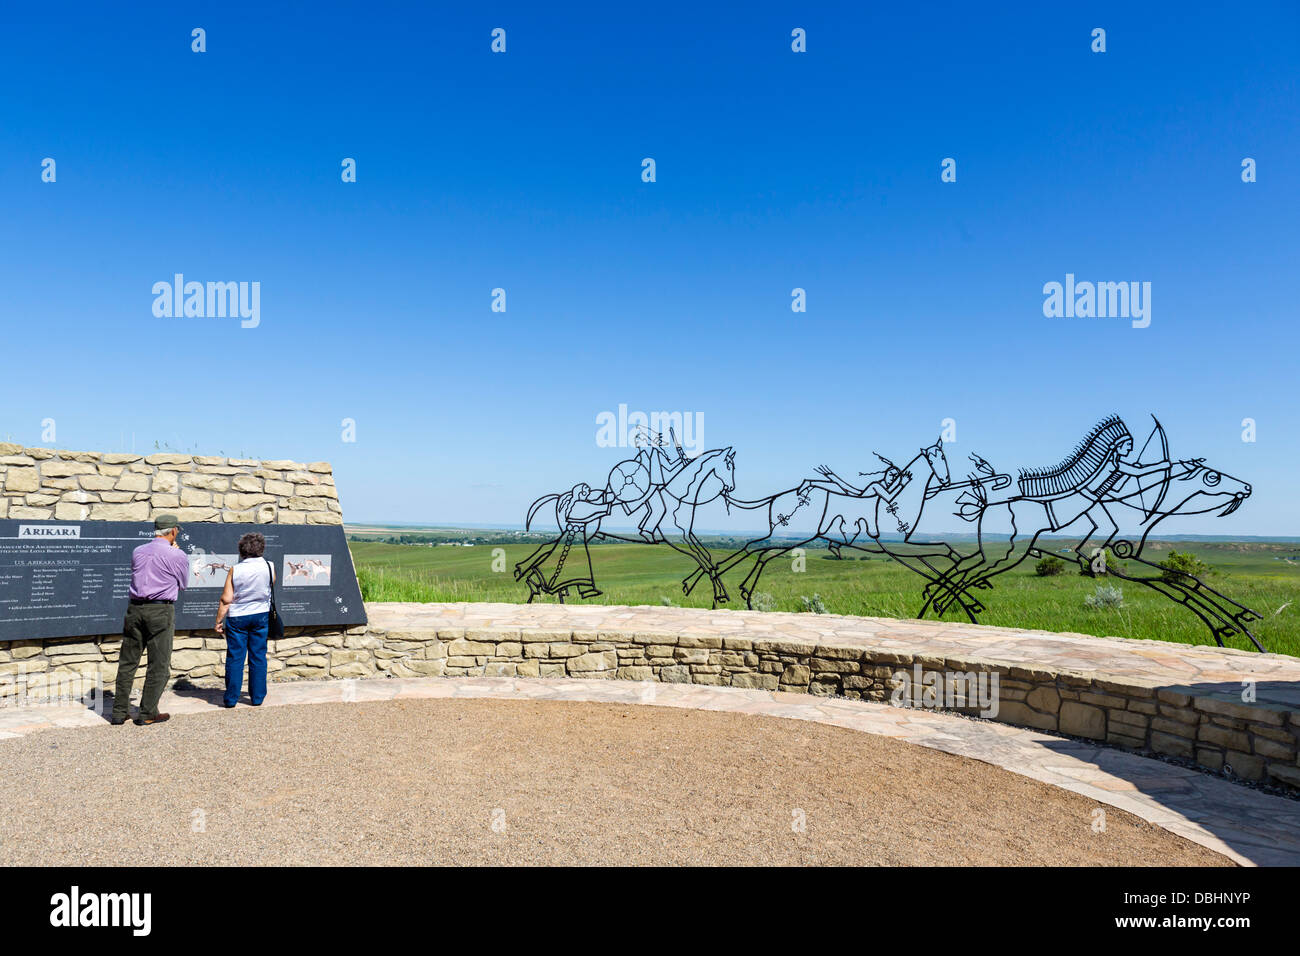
left=90, top=682, right=257, bottom=722
left=1034, top=676, right=1300, bottom=867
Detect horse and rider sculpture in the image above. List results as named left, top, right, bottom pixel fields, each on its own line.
left=516, top=417, right=1265, bottom=651
left=517, top=429, right=735, bottom=606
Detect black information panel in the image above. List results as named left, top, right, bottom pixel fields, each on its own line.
left=0, top=521, right=366, bottom=642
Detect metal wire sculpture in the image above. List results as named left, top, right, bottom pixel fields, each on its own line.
left=516, top=428, right=736, bottom=605
left=517, top=417, right=1265, bottom=651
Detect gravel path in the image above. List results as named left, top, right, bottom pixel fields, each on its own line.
left=0, top=699, right=1230, bottom=866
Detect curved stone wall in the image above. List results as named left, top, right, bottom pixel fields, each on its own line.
left=4, top=602, right=1299, bottom=792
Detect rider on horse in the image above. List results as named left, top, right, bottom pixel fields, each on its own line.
left=611, top=428, right=690, bottom=541
left=797, top=453, right=913, bottom=540
left=1016, top=415, right=1171, bottom=530
left=801, top=455, right=905, bottom=500
left=630, top=429, right=682, bottom=499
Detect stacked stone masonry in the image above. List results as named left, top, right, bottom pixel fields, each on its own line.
left=0, top=442, right=343, bottom=526
left=4, top=604, right=1298, bottom=793
left=0, top=440, right=344, bottom=711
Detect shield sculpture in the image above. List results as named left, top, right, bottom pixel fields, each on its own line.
left=607, top=458, right=652, bottom=505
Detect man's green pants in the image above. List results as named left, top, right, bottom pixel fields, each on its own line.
left=113, top=602, right=175, bottom=721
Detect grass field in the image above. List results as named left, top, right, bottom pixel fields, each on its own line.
left=349, top=538, right=1300, bottom=657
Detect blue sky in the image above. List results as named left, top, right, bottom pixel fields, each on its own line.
left=1, top=2, right=1296, bottom=534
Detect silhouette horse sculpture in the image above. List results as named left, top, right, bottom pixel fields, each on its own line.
left=514, top=416, right=1266, bottom=650
left=523, top=446, right=738, bottom=606
left=924, top=418, right=1263, bottom=649
left=691, top=438, right=980, bottom=616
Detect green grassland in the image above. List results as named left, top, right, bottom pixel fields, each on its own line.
left=349, top=537, right=1300, bottom=657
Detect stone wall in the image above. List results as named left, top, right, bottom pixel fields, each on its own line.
left=0, top=442, right=348, bottom=694
left=0, top=442, right=342, bottom=525
left=5, top=610, right=1298, bottom=792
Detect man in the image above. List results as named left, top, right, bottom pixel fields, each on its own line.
left=622, top=429, right=685, bottom=542
left=112, top=514, right=190, bottom=726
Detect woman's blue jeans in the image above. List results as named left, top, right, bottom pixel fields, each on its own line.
left=224, top=611, right=269, bottom=707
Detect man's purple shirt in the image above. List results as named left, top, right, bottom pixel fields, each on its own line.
left=129, top=537, right=191, bottom=601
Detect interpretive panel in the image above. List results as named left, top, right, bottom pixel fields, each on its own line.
left=0, top=521, right=366, bottom=642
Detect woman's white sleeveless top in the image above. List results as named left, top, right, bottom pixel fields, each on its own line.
left=230, top=557, right=273, bottom=617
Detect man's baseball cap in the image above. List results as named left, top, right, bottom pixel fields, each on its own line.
left=154, top=514, right=181, bottom=531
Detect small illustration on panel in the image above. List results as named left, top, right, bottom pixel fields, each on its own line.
left=189, top=554, right=238, bottom=588
left=283, top=555, right=332, bottom=586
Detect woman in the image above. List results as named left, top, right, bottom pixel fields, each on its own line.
left=513, top=482, right=609, bottom=602
left=214, top=533, right=274, bottom=708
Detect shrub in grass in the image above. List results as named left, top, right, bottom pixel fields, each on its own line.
left=749, top=591, right=777, bottom=612
left=1035, top=555, right=1065, bottom=577
left=1160, top=549, right=1211, bottom=584
left=1084, top=585, right=1125, bottom=610
left=1079, top=549, right=1124, bottom=577
left=799, top=593, right=828, bottom=614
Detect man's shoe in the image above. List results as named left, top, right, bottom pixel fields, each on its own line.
left=134, top=712, right=171, bottom=726
left=110, top=716, right=128, bottom=726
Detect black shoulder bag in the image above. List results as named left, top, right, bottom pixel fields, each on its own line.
left=266, top=556, right=285, bottom=641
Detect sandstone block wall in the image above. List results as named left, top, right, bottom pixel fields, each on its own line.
left=5, top=614, right=1298, bottom=792
left=0, top=442, right=342, bottom=525
left=0, top=443, right=349, bottom=687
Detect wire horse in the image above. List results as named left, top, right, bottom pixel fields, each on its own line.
left=516, top=427, right=737, bottom=605
left=517, top=417, right=1266, bottom=651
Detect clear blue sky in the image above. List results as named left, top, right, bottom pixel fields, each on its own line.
left=1, top=2, right=1296, bottom=534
